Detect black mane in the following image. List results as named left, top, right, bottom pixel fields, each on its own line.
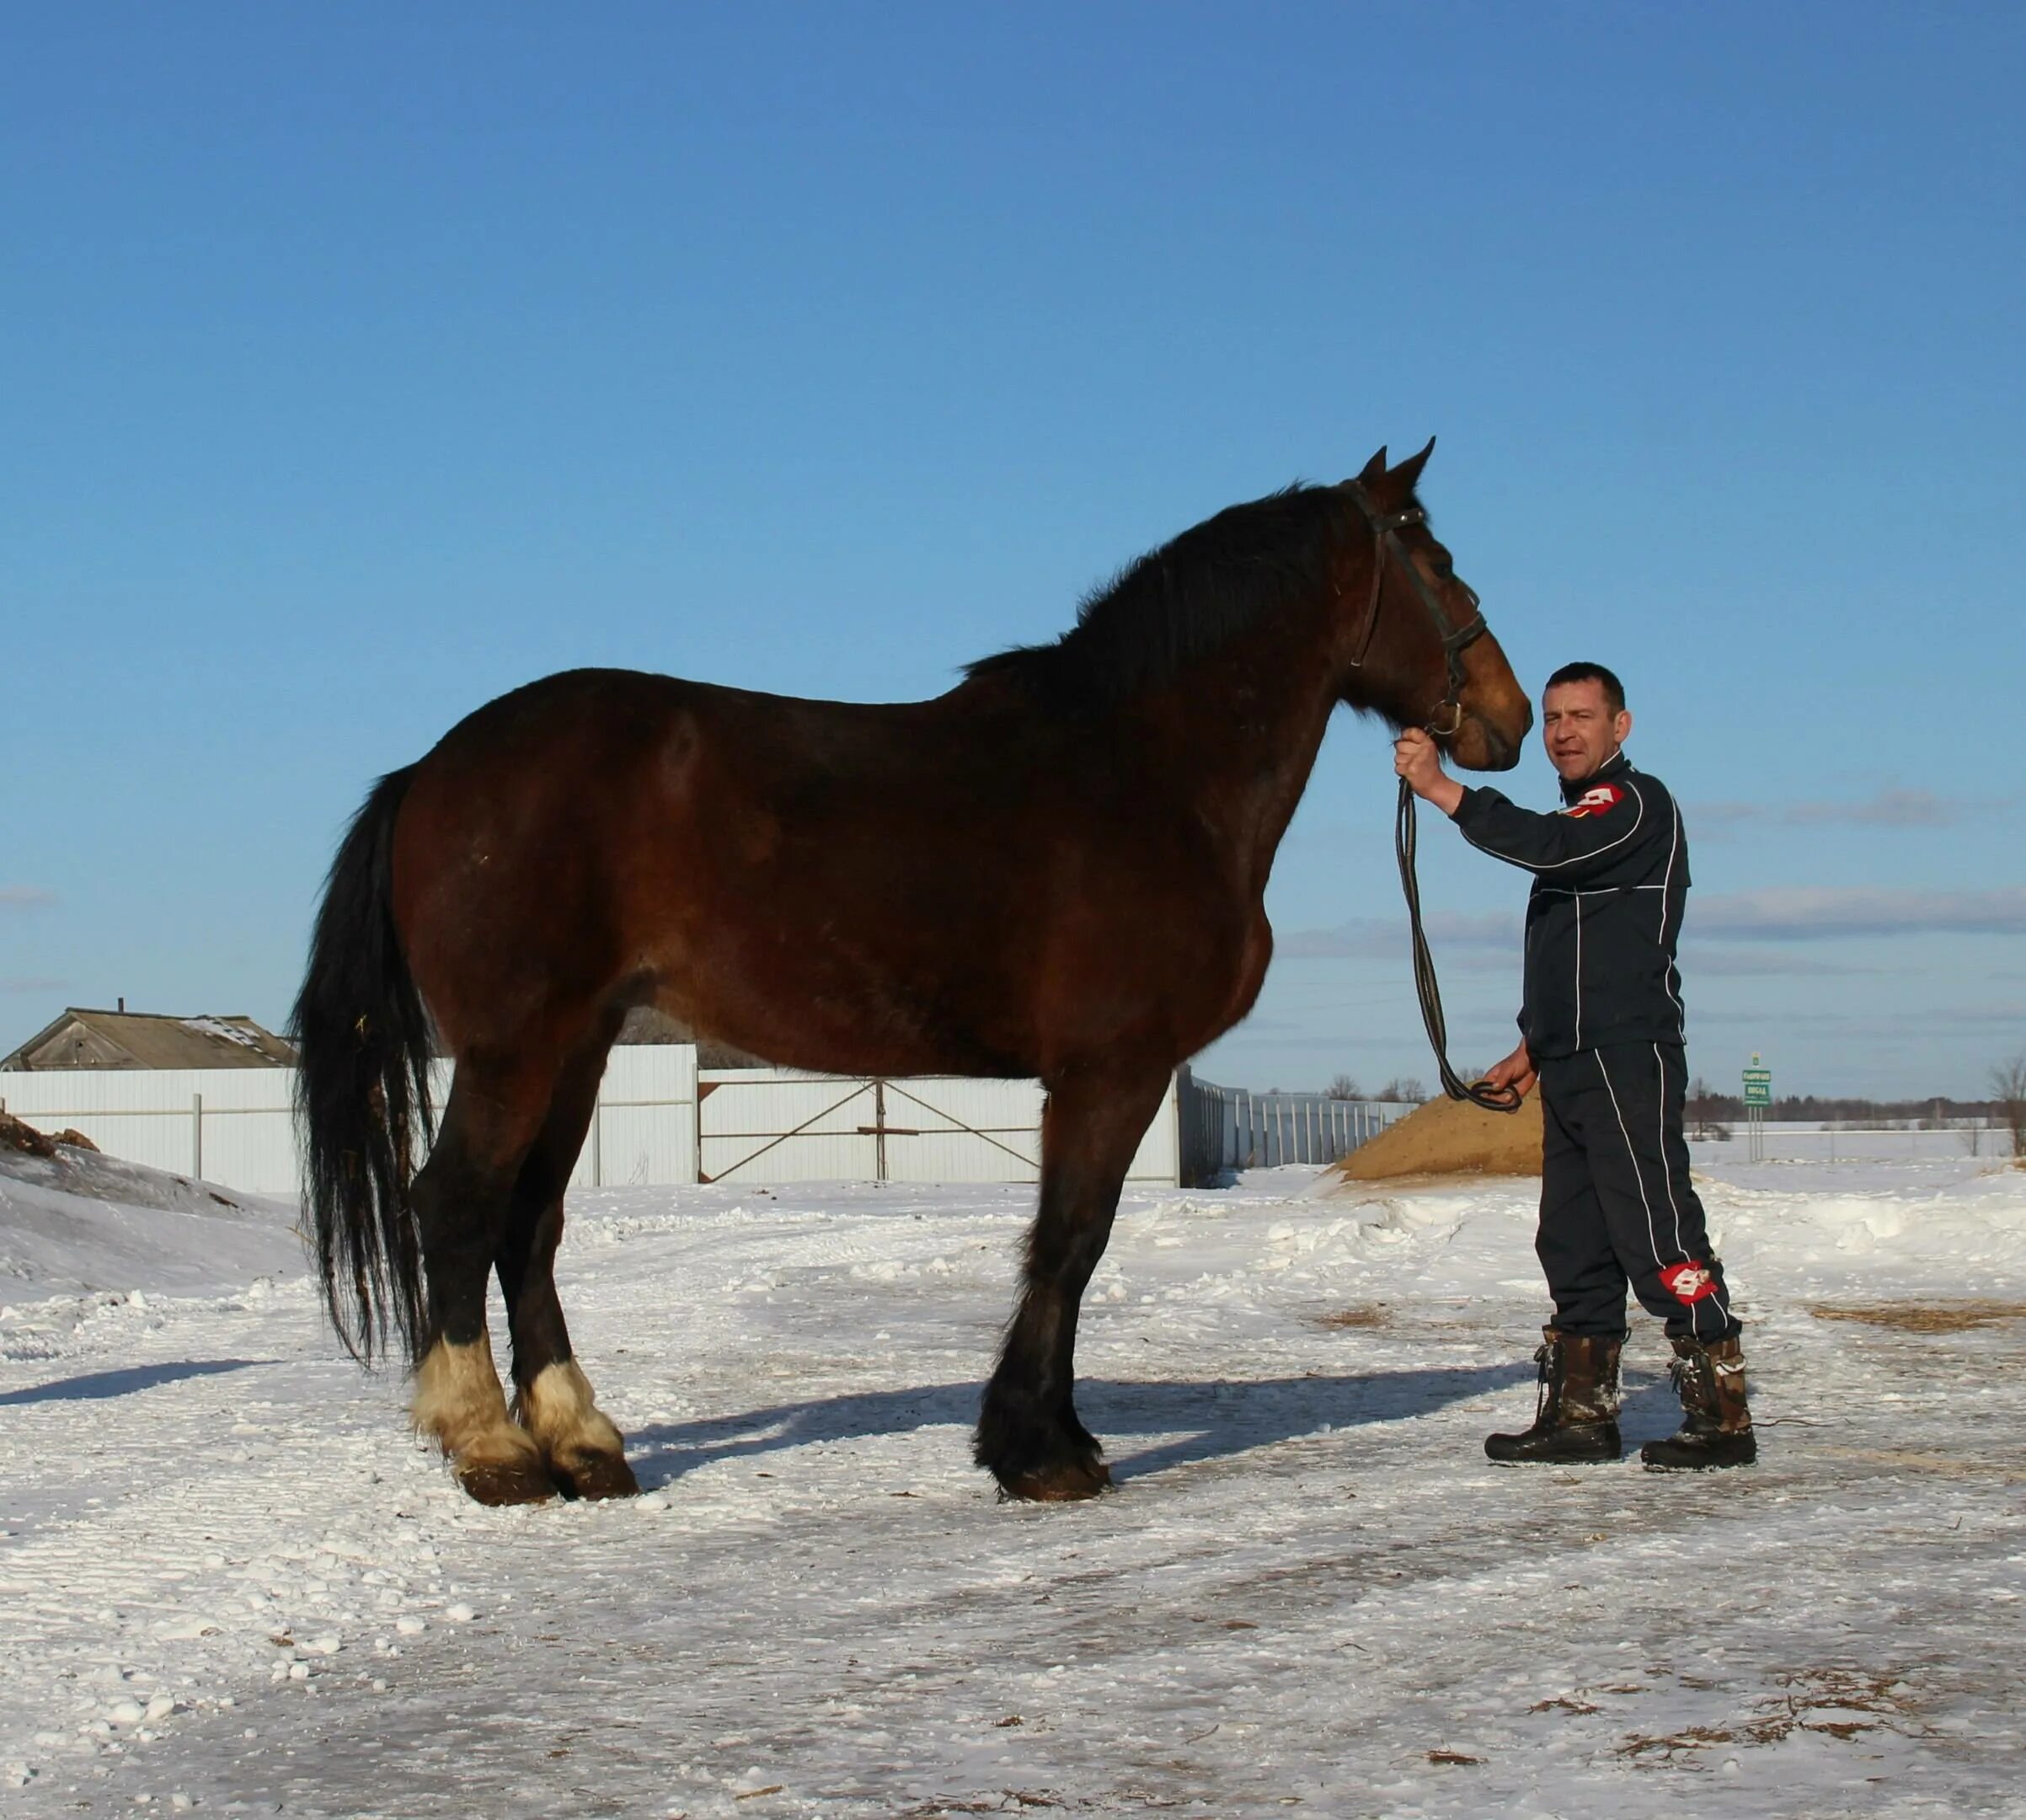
left=962, top=482, right=1363, bottom=705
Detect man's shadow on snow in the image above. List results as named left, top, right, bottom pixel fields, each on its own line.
left=626, top=1364, right=1529, bottom=1490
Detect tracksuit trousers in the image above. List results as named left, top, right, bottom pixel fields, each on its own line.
left=1536, top=1041, right=1740, bottom=1343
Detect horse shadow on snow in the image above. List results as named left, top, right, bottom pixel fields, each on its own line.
left=627, top=1363, right=1529, bottom=1491
left=0, top=1357, right=271, bottom=1407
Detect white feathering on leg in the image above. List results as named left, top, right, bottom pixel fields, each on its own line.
left=412, top=1335, right=545, bottom=1474
left=514, top=1358, right=626, bottom=1461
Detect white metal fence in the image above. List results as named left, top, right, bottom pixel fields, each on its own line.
left=1177, top=1071, right=1413, bottom=1184
left=0, top=1050, right=1179, bottom=1196
left=16, top=1062, right=2002, bottom=1197
left=0, top=1064, right=304, bottom=1194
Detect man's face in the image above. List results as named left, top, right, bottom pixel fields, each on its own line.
left=1541, top=678, right=1633, bottom=784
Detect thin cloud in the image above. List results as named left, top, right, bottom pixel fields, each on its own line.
left=1688, top=788, right=1991, bottom=832
left=1, top=977, right=69, bottom=993
left=1278, top=911, right=1519, bottom=959
left=1693, top=1004, right=2026, bottom=1033
left=1286, top=890, right=2023, bottom=954
left=1680, top=946, right=1879, bottom=977
left=0, top=886, right=57, bottom=910
left=1276, top=925, right=1393, bottom=960
left=1693, top=886, right=2026, bottom=941
left=1787, top=789, right=1961, bottom=827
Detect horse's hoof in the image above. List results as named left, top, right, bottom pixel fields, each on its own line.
left=553, top=1450, right=641, bottom=1502
left=998, top=1455, right=1113, bottom=1502
left=456, top=1458, right=556, bottom=1507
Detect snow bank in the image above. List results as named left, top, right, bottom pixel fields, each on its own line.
left=0, top=1145, right=302, bottom=1309
left=0, top=1146, right=303, bottom=1381
left=1692, top=1154, right=2026, bottom=1301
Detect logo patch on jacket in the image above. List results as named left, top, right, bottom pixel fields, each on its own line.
left=1660, top=1260, right=1718, bottom=1303
left=1563, top=782, right=1624, bottom=819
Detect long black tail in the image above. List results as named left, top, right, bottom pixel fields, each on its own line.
left=291, top=767, right=435, bottom=1364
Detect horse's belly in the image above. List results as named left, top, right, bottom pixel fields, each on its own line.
left=634, top=846, right=1046, bottom=1079
left=654, top=949, right=1035, bottom=1079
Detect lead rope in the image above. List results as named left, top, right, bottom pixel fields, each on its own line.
left=1396, top=774, right=1522, bottom=1113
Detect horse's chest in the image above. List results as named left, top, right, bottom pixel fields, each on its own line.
left=1230, top=913, right=1274, bottom=1008
left=1173, top=910, right=1274, bottom=1048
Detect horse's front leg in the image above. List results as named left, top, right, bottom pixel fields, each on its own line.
left=976, top=1065, right=1171, bottom=1502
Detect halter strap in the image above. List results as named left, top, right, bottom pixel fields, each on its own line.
left=1340, top=480, right=1487, bottom=731
left=1343, top=479, right=1521, bottom=1115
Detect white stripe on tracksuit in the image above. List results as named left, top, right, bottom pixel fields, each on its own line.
left=1594, top=1046, right=1729, bottom=1339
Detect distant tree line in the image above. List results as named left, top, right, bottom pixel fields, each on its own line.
left=1687, top=1064, right=2026, bottom=1133
left=1324, top=1073, right=1427, bottom=1103
left=1301, top=1055, right=2026, bottom=1149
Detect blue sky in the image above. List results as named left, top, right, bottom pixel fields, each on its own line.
left=4, top=4, right=2022, bottom=1098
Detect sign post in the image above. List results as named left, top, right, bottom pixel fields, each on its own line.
left=1742, top=1055, right=1772, bottom=1163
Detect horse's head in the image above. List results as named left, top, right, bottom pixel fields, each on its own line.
left=1332, top=442, right=1532, bottom=771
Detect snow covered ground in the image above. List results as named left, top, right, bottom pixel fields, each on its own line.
left=3, top=1143, right=2023, bottom=1817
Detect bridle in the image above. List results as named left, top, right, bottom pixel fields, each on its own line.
left=1342, top=477, right=1521, bottom=1116
left=1340, top=479, right=1488, bottom=738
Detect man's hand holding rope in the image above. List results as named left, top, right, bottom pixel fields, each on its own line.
left=1480, top=1039, right=1537, bottom=1103
left=1388, top=726, right=1523, bottom=1113
left=1393, top=728, right=1464, bottom=816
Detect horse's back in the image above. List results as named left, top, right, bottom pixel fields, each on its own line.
left=391, top=670, right=1051, bottom=1068
left=389, top=666, right=1256, bottom=1077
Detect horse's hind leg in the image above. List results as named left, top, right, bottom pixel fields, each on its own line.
left=976, top=1064, right=1170, bottom=1502
left=495, top=1038, right=639, bottom=1501
left=409, top=1056, right=558, bottom=1506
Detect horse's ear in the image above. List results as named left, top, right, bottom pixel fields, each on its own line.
left=1391, top=436, right=1436, bottom=490
left=1355, top=447, right=1388, bottom=487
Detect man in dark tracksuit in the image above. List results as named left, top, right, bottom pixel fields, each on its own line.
left=1394, top=661, right=1755, bottom=1469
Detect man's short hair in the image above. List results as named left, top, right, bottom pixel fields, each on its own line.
left=1544, top=661, right=1626, bottom=715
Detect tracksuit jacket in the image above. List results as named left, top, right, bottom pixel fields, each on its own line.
left=1446, top=752, right=1738, bottom=1341
left=1449, top=751, right=1686, bottom=1058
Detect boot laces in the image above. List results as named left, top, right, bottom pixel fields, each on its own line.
left=1531, top=1341, right=1557, bottom=1423
left=1667, top=1346, right=1726, bottom=1432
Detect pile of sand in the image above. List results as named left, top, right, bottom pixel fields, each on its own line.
left=1333, top=1090, right=1542, bottom=1181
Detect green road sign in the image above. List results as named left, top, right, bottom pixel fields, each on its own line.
left=1743, top=1063, right=1772, bottom=1108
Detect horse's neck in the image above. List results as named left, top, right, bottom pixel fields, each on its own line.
left=1148, top=652, right=1340, bottom=897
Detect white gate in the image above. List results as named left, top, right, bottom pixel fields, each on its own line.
left=697, top=1071, right=1176, bottom=1186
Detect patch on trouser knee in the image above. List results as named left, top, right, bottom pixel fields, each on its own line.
left=1659, top=1260, right=1720, bottom=1305
left=514, top=1359, right=625, bottom=1458
left=412, top=1335, right=535, bottom=1468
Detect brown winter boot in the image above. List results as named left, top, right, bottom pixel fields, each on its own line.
left=1641, top=1333, right=1756, bottom=1469
left=1485, top=1329, right=1622, bottom=1464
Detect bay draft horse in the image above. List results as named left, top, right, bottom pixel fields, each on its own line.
left=293, top=440, right=1531, bottom=1507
